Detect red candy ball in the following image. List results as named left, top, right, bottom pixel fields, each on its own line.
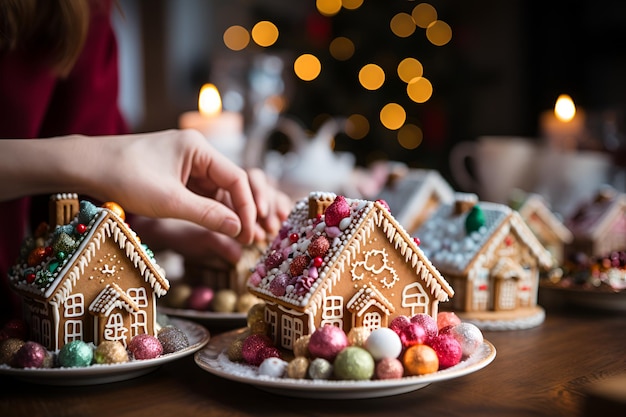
left=389, top=315, right=411, bottom=334
left=308, top=324, right=348, bottom=362
left=242, top=334, right=273, bottom=366
left=428, top=333, right=462, bottom=369
left=410, top=313, right=439, bottom=340
left=128, top=334, right=163, bottom=360
left=398, top=322, right=427, bottom=349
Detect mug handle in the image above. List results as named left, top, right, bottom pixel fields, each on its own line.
left=449, top=141, right=481, bottom=193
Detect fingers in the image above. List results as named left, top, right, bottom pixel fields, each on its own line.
left=247, top=168, right=292, bottom=239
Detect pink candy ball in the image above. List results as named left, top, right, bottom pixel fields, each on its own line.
left=398, top=322, right=427, bottom=349
left=410, top=313, right=439, bottom=339
left=428, top=333, right=462, bottom=369
left=129, top=334, right=163, bottom=360
left=187, top=286, right=214, bottom=311
left=13, top=341, right=47, bottom=368
left=242, top=334, right=273, bottom=366
left=308, top=325, right=348, bottom=362
left=437, top=312, right=462, bottom=330
left=389, top=315, right=411, bottom=334
left=375, top=357, right=404, bottom=380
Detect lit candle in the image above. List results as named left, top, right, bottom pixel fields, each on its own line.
left=178, top=83, right=245, bottom=164
left=539, top=94, right=586, bottom=150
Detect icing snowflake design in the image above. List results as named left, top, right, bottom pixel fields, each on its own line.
left=351, top=249, right=399, bottom=289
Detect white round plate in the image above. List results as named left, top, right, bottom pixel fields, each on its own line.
left=158, top=306, right=247, bottom=327
left=0, top=318, right=210, bottom=386
left=194, top=328, right=496, bottom=399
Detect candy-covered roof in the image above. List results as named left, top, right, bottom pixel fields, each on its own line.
left=566, top=186, right=626, bottom=240
left=247, top=192, right=453, bottom=313
left=416, top=193, right=552, bottom=274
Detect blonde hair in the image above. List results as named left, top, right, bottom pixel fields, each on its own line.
left=0, top=0, right=91, bottom=76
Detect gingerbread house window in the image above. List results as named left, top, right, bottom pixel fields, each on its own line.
left=65, top=320, right=83, bottom=342
left=472, top=268, right=489, bottom=311
left=363, top=312, right=382, bottom=331
left=280, top=316, right=304, bottom=349
left=131, top=311, right=148, bottom=336
left=321, top=296, right=343, bottom=326
left=41, top=320, right=52, bottom=347
left=265, top=309, right=277, bottom=343
left=402, top=283, right=428, bottom=316
left=128, top=287, right=148, bottom=307
left=105, top=313, right=127, bottom=343
left=499, top=281, right=516, bottom=310
left=65, top=294, right=84, bottom=317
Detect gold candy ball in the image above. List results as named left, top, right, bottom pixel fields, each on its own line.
left=286, top=356, right=309, bottom=379
left=347, top=326, right=371, bottom=347
left=94, top=340, right=129, bottom=364
left=403, top=344, right=439, bottom=375
left=101, top=202, right=126, bottom=221
left=293, top=334, right=311, bottom=358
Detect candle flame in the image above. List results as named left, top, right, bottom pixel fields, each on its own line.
left=554, top=94, right=576, bottom=122
left=198, top=83, right=222, bottom=117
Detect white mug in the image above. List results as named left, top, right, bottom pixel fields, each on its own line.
left=449, top=136, right=539, bottom=203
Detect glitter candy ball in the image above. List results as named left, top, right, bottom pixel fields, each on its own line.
left=308, top=357, right=333, bottom=380
left=403, top=344, right=439, bottom=376
left=389, top=315, right=411, bottom=334
left=258, top=357, right=288, bottom=378
left=236, top=293, right=260, bottom=313
left=410, top=313, right=439, bottom=339
left=13, top=341, right=48, bottom=368
left=375, top=357, right=404, bottom=380
left=333, top=346, right=375, bottom=380
left=365, top=327, right=402, bottom=360
left=158, top=326, right=189, bottom=354
left=129, top=334, right=163, bottom=360
left=437, top=311, right=462, bottom=330
left=287, top=357, right=309, bottom=379
left=0, top=338, right=24, bottom=365
left=448, top=322, right=484, bottom=357
left=227, top=338, right=245, bottom=362
left=94, top=341, right=129, bottom=364
left=398, top=322, right=427, bottom=349
left=308, top=325, right=348, bottom=362
left=246, top=302, right=266, bottom=328
left=428, top=333, right=463, bottom=369
left=212, top=289, right=238, bottom=313
left=58, top=340, right=94, bottom=368
left=241, top=334, right=273, bottom=365
left=187, top=286, right=214, bottom=311
left=347, top=326, right=371, bottom=348
left=293, top=334, right=311, bottom=358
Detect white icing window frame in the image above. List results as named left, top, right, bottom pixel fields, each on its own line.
left=65, top=293, right=84, bottom=318
left=322, top=296, right=343, bottom=320
left=64, top=319, right=83, bottom=343
left=401, top=282, right=428, bottom=316
left=362, top=312, right=382, bottom=332
left=104, top=313, right=128, bottom=345
left=127, top=287, right=148, bottom=308
left=131, top=310, right=148, bottom=337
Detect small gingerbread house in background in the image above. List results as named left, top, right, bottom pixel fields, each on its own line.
left=509, top=190, right=573, bottom=266
left=8, top=193, right=169, bottom=351
left=416, top=193, right=553, bottom=330
left=247, top=192, right=454, bottom=350
left=376, top=168, right=455, bottom=235
left=565, top=186, right=626, bottom=259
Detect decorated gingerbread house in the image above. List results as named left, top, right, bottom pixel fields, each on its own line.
left=565, top=186, right=626, bottom=258
left=376, top=168, right=455, bottom=235
left=8, top=193, right=169, bottom=351
left=509, top=191, right=573, bottom=265
left=416, top=193, right=553, bottom=330
left=246, top=192, right=454, bottom=350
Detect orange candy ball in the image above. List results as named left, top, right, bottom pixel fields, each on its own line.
left=403, top=344, right=439, bottom=375
left=101, top=202, right=125, bottom=221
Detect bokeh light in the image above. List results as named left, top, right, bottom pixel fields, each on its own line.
left=329, top=37, right=355, bottom=61
left=223, top=25, right=250, bottom=51
left=426, top=20, right=452, bottom=46
left=390, top=12, right=416, bottom=38
left=380, top=103, right=406, bottom=130
left=397, top=58, right=424, bottom=83
left=359, top=64, right=385, bottom=90
left=407, top=77, right=433, bottom=103
left=554, top=94, right=577, bottom=122
left=412, top=3, right=438, bottom=29
left=294, top=54, right=322, bottom=81
left=346, top=114, right=370, bottom=139
left=317, top=0, right=342, bottom=16
left=342, top=0, right=364, bottom=10
left=397, top=124, right=423, bottom=149
left=251, top=21, right=279, bottom=47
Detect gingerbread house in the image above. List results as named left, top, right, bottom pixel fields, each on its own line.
left=509, top=191, right=573, bottom=265
left=8, top=193, right=169, bottom=351
left=246, top=192, right=454, bottom=350
left=416, top=193, right=553, bottom=329
left=565, top=186, right=626, bottom=258
left=376, top=168, right=455, bottom=235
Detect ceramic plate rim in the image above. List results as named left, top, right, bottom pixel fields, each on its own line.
left=158, top=306, right=247, bottom=322
left=0, top=317, right=210, bottom=384
left=194, top=327, right=496, bottom=399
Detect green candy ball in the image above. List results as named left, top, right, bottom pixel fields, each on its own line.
left=333, top=346, right=375, bottom=380
left=58, top=340, right=94, bottom=367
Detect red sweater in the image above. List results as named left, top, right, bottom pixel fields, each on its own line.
left=0, top=1, right=128, bottom=321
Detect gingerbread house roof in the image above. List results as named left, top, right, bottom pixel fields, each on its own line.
left=566, top=186, right=626, bottom=241
left=247, top=192, right=454, bottom=315
left=376, top=169, right=455, bottom=229
left=8, top=199, right=169, bottom=304
left=514, top=192, right=573, bottom=244
left=416, top=193, right=553, bottom=275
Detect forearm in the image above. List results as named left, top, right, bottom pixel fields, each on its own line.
left=0, top=136, right=111, bottom=202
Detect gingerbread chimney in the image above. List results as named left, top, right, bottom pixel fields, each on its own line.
left=49, top=193, right=79, bottom=229
left=308, top=192, right=336, bottom=219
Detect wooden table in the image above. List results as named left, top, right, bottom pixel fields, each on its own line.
left=2, top=293, right=625, bottom=417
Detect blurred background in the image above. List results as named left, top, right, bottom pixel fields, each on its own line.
left=112, top=0, right=626, bottom=215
